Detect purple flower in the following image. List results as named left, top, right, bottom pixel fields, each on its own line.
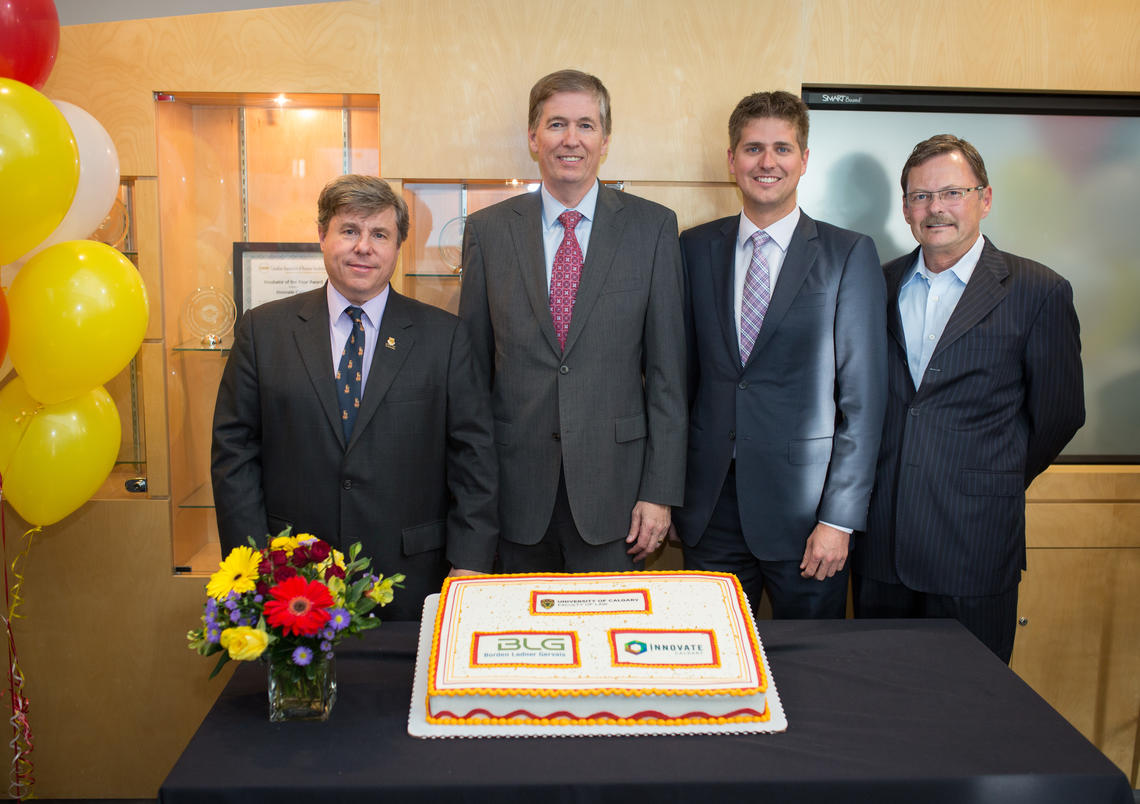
left=205, top=598, right=218, bottom=615
left=325, top=651, right=334, bottom=661
left=320, top=640, right=332, bottom=652
left=224, top=598, right=238, bottom=611
left=229, top=609, right=241, bottom=623
left=321, top=628, right=336, bottom=641
left=206, top=626, right=221, bottom=644
left=327, top=608, right=351, bottom=632
left=291, top=646, right=313, bottom=666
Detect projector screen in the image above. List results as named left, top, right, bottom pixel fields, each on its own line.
left=798, top=89, right=1140, bottom=462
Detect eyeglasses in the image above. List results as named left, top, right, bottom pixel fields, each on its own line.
left=904, top=185, right=987, bottom=207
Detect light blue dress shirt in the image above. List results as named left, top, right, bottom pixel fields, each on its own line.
left=539, top=181, right=599, bottom=290
left=898, top=235, right=984, bottom=389
left=327, top=282, right=388, bottom=399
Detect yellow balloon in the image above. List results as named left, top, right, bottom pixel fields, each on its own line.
left=0, top=375, right=38, bottom=474
left=0, top=78, right=79, bottom=264
left=0, top=378, right=120, bottom=527
left=8, top=240, right=149, bottom=404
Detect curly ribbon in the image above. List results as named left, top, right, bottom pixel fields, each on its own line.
left=0, top=483, right=37, bottom=801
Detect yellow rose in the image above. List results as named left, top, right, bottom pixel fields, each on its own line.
left=219, top=626, right=269, bottom=661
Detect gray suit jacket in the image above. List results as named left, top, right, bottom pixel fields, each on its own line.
left=856, top=239, right=1084, bottom=596
left=675, top=212, right=887, bottom=560
left=211, top=287, right=498, bottom=620
left=458, top=185, right=686, bottom=546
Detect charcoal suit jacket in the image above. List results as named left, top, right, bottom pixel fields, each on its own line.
left=458, top=184, right=687, bottom=547
left=211, top=286, right=498, bottom=620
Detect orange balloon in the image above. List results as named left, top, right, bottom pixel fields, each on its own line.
left=0, top=378, right=120, bottom=527
left=8, top=240, right=148, bottom=404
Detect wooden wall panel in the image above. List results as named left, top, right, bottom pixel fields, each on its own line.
left=42, top=0, right=381, bottom=176
left=378, top=0, right=803, bottom=182
left=2, top=500, right=234, bottom=797
left=803, top=0, right=1140, bottom=91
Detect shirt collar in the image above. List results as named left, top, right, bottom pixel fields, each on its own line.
left=909, top=234, right=985, bottom=287
left=737, top=206, right=800, bottom=254
left=540, top=180, right=599, bottom=229
left=326, top=281, right=389, bottom=327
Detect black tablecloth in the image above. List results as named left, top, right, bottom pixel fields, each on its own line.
left=160, top=618, right=1132, bottom=804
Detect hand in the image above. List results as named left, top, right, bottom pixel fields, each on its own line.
left=799, top=522, right=849, bottom=580
left=447, top=567, right=485, bottom=578
left=626, top=501, right=671, bottom=562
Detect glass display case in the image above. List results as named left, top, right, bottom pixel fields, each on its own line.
left=156, top=91, right=380, bottom=572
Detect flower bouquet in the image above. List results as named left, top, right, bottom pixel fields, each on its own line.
left=188, top=529, right=404, bottom=721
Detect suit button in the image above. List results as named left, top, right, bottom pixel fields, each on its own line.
left=738, top=381, right=748, bottom=390
left=552, top=432, right=561, bottom=441
left=342, top=479, right=352, bottom=490
left=729, top=430, right=736, bottom=441
left=559, top=365, right=570, bottom=375
left=909, top=407, right=919, bottom=417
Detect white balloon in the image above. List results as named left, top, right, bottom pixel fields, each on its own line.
left=14, top=100, right=121, bottom=262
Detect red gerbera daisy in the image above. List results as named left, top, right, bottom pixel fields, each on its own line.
left=264, top=576, right=334, bottom=636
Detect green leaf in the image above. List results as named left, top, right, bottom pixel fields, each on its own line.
left=207, top=651, right=231, bottom=680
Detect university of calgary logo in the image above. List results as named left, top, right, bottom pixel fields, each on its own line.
left=624, top=640, right=647, bottom=655
left=540, top=598, right=555, bottom=610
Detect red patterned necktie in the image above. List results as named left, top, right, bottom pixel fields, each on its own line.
left=549, top=210, right=584, bottom=351
left=739, top=230, right=771, bottom=364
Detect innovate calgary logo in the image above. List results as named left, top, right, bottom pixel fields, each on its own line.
left=611, top=629, right=720, bottom=667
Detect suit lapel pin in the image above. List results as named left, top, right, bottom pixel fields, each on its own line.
left=385, top=336, right=397, bottom=350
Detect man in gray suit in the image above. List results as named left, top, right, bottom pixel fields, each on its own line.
left=854, top=135, right=1084, bottom=662
left=675, top=92, right=887, bottom=619
left=212, top=176, right=498, bottom=621
left=459, top=69, right=686, bottom=571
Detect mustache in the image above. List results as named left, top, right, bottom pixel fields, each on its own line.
left=921, top=214, right=955, bottom=226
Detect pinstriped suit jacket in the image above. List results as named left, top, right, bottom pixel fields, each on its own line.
left=856, top=238, right=1084, bottom=597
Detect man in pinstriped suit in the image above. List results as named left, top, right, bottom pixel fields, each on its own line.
left=853, top=135, right=1085, bottom=663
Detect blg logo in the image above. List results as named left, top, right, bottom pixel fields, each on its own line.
left=624, top=640, right=647, bottom=655
left=496, top=635, right=568, bottom=652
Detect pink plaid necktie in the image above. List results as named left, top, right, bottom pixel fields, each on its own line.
left=739, top=229, right=771, bottom=364
left=549, top=210, right=584, bottom=351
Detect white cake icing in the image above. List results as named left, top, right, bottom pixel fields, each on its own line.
left=426, top=571, right=771, bottom=726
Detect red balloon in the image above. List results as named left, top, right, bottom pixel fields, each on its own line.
left=0, top=0, right=60, bottom=90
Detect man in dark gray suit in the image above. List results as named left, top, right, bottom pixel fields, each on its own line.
left=459, top=70, right=686, bottom=571
left=212, top=175, right=498, bottom=621
left=675, top=91, right=887, bottom=619
left=854, top=135, right=1084, bottom=662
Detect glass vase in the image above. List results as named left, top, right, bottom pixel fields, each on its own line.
left=266, top=652, right=336, bottom=722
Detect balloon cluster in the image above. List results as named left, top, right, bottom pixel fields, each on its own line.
left=0, top=1, right=149, bottom=527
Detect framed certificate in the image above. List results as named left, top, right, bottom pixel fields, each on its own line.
left=233, top=242, right=325, bottom=313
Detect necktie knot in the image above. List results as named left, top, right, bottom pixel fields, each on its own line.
left=559, top=210, right=583, bottom=232
left=749, top=229, right=770, bottom=250
left=345, top=306, right=363, bottom=325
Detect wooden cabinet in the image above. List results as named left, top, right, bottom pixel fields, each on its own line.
left=1015, top=467, right=1140, bottom=785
